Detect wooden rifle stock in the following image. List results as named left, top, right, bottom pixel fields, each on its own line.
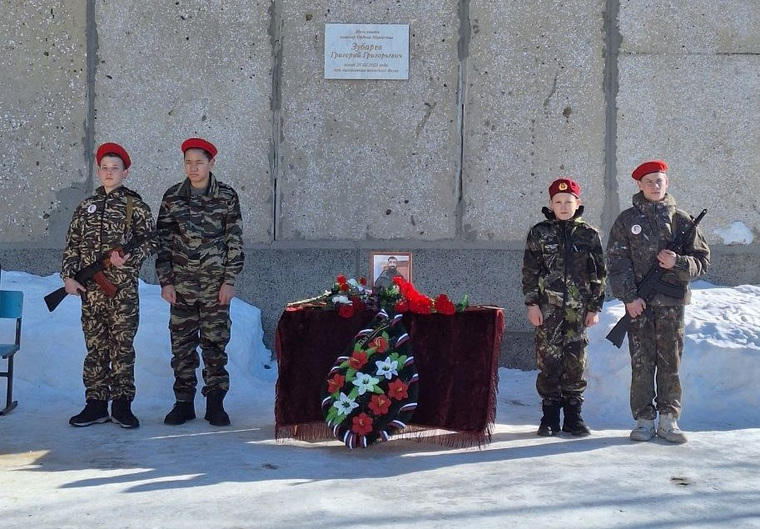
left=93, top=269, right=118, bottom=298
left=44, top=239, right=143, bottom=312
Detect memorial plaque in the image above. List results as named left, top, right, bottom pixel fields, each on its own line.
left=325, top=23, right=409, bottom=80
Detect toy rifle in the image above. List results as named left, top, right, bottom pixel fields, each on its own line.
left=606, top=208, right=707, bottom=348
left=44, top=234, right=151, bottom=312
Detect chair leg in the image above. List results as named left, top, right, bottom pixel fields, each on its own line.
left=0, top=354, right=17, bottom=416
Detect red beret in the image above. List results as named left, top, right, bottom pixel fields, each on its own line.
left=96, top=142, right=131, bottom=169
left=632, top=160, right=668, bottom=181
left=549, top=178, right=581, bottom=199
left=181, top=137, right=217, bottom=159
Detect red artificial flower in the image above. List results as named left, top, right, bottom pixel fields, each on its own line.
left=388, top=379, right=409, bottom=401
left=348, top=351, right=368, bottom=370
left=337, top=274, right=347, bottom=285
left=434, top=294, right=456, bottom=315
left=394, top=299, right=409, bottom=313
left=338, top=304, right=355, bottom=318
left=359, top=276, right=367, bottom=286
left=370, top=336, right=389, bottom=353
left=339, top=282, right=350, bottom=292
left=327, top=374, right=346, bottom=394
left=409, top=296, right=433, bottom=314
left=369, top=394, right=391, bottom=415
left=352, top=413, right=374, bottom=435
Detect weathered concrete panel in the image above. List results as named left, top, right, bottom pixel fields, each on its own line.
left=1, top=2, right=88, bottom=243
left=93, top=1, right=273, bottom=242
left=616, top=54, right=760, bottom=244
left=463, top=0, right=607, bottom=241
left=277, top=1, right=460, bottom=240
left=620, top=1, right=760, bottom=54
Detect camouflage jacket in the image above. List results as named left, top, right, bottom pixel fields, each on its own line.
left=155, top=173, right=244, bottom=287
left=606, top=192, right=710, bottom=306
left=62, top=186, right=157, bottom=287
left=522, top=206, right=606, bottom=313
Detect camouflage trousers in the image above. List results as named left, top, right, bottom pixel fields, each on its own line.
left=627, top=305, right=685, bottom=420
left=80, top=282, right=139, bottom=401
left=534, top=305, right=588, bottom=403
left=169, top=274, right=231, bottom=401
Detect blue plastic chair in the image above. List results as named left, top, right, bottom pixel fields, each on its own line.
left=0, top=290, right=23, bottom=415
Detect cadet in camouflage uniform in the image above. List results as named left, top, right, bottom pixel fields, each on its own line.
left=156, top=138, right=244, bottom=427
left=522, top=178, right=606, bottom=437
left=64, top=142, right=157, bottom=429
left=607, top=160, right=709, bottom=443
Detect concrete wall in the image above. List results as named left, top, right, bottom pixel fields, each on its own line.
left=2, top=1, right=760, bottom=370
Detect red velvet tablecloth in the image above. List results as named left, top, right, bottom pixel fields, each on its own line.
left=274, top=306, right=504, bottom=447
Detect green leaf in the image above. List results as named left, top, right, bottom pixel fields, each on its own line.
left=456, top=294, right=470, bottom=311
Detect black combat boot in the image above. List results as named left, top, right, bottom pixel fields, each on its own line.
left=69, top=399, right=110, bottom=427
left=164, top=401, right=196, bottom=425
left=537, top=400, right=562, bottom=436
left=562, top=397, right=591, bottom=436
left=111, top=397, right=140, bottom=429
left=205, top=390, right=230, bottom=426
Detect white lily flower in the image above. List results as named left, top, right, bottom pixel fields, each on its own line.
left=375, top=357, right=399, bottom=380
left=352, top=372, right=380, bottom=395
left=333, top=392, right=359, bottom=416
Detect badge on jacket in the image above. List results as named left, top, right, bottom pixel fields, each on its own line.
left=87, top=204, right=97, bottom=214
left=631, top=224, right=642, bottom=235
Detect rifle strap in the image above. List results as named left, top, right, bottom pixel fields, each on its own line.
left=125, top=195, right=134, bottom=235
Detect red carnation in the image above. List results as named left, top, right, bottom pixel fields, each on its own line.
left=434, top=294, right=456, bottom=315
left=337, top=274, right=347, bottom=285
left=410, top=296, right=433, bottom=314
left=327, top=374, right=346, bottom=394
left=338, top=304, right=355, bottom=318
left=339, top=282, right=350, bottom=292
left=359, top=276, right=367, bottom=286
left=352, top=413, right=374, bottom=435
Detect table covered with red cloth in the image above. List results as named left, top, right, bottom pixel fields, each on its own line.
left=275, top=306, right=504, bottom=447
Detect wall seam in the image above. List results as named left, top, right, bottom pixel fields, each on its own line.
left=268, top=0, right=283, bottom=243
left=455, top=0, right=471, bottom=239
left=602, top=0, right=622, bottom=233
left=85, top=0, right=97, bottom=189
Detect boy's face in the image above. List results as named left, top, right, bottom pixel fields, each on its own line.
left=637, top=171, right=669, bottom=202
left=184, top=148, right=215, bottom=189
left=550, top=192, right=580, bottom=221
left=97, top=155, right=128, bottom=193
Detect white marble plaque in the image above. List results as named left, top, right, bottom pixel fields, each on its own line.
left=324, top=23, right=409, bottom=80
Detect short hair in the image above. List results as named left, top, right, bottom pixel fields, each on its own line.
left=100, top=152, right=127, bottom=169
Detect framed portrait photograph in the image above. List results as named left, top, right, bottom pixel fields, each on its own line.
left=370, top=251, right=413, bottom=289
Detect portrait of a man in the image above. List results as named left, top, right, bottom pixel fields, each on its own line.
left=370, top=252, right=412, bottom=288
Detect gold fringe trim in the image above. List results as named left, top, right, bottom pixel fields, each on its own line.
left=275, top=422, right=494, bottom=449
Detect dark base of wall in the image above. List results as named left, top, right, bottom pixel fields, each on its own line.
left=1, top=246, right=756, bottom=371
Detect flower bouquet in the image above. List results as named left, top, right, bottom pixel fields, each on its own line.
left=287, top=274, right=371, bottom=319
left=288, top=274, right=468, bottom=319
left=321, top=308, right=419, bottom=449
